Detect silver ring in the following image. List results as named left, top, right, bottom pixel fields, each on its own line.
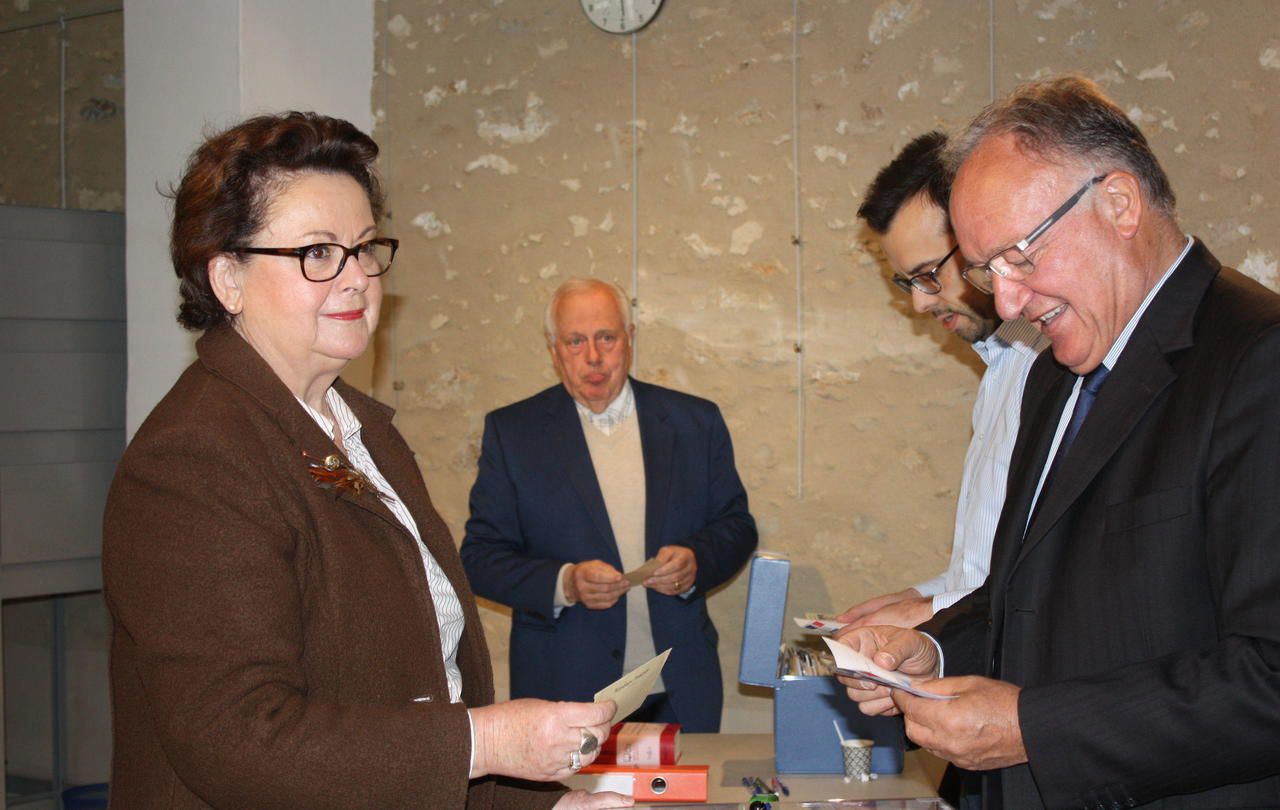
left=570, top=750, right=583, bottom=771
left=579, top=728, right=599, bottom=757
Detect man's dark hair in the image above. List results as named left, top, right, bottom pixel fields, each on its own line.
left=857, top=131, right=951, bottom=234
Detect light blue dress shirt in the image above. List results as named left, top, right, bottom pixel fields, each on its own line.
left=914, top=317, right=1049, bottom=612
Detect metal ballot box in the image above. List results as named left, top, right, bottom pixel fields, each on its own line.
left=738, top=552, right=905, bottom=774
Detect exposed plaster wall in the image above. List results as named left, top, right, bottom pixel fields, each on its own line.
left=375, top=0, right=1279, bottom=732
left=0, top=2, right=124, bottom=211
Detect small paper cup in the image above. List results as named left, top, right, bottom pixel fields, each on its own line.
left=841, top=738, right=874, bottom=780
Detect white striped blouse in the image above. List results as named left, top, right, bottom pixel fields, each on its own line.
left=298, top=388, right=466, bottom=703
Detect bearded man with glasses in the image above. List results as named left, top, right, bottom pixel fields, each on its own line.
left=840, top=132, right=1047, bottom=634
left=838, top=76, right=1280, bottom=809
left=845, top=130, right=1049, bottom=810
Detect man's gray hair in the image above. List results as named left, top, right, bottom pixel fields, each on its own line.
left=543, top=278, right=633, bottom=345
left=945, top=74, right=1176, bottom=216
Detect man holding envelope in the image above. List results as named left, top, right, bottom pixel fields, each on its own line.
left=461, top=278, right=758, bottom=732
left=840, top=77, right=1280, bottom=809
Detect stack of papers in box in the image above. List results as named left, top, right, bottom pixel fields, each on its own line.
left=776, top=641, right=836, bottom=677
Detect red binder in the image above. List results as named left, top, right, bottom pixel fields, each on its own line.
left=576, top=763, right=709, bottom=803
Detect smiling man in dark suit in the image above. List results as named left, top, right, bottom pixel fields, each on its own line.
left=461, top=278, right=757, bottom=732
left=839, top=75, right=1280, bottom=809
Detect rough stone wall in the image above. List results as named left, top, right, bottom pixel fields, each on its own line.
left=373, top=0, right=1278, bottom=732
left=0, top=2, right=124, bottom=211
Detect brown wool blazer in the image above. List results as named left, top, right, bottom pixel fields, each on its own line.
left=103, top=326, right=561, bottom=810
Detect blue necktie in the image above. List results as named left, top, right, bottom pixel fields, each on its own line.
left=1029, top=364, right=1110, bottom=530
left=1057, top=363, right=1111, bottom=458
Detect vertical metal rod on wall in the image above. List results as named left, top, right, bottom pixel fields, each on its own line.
left=59, top=15, right=68, bottom=209
left=988, top=0, right=996, bottom=101
left=377, top=9, right=400, bottom=411
left=791, top=0, right=805, bottom=498
left=52, top=597, right=67, bottom=797
left=630, top=31, right=641, bottom=369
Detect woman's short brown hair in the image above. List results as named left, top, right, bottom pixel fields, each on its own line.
left=170, top=112, right=385, bottom=331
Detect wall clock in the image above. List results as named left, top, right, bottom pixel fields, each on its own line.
left=580, top=0, right=664, bottom=34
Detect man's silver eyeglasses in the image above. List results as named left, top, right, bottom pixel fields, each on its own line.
left=960, top=175, right=1106, bottom=294
left=235, top=237, right=399, bottom=283
left=891, top=244, right=960, bottom=296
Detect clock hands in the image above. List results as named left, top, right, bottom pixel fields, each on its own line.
left=580, top=0, right=662, bottom=35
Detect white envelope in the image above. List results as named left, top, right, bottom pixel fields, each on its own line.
left=822, top=637, right=954, bottom=700
left=594, top=648, right=672, bottom=720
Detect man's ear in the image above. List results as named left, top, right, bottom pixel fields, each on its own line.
left=1100, top=171, right=1143, bottom=241
left=207, top=254, right=244, bottom=316
left=549, top=342, right=568, bottom=382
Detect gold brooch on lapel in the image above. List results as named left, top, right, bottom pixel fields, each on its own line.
left=302, top=451, right=386, bottom=500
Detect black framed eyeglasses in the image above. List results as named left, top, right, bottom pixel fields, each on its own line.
left=234, top=237, right=399, bottom=282
left=960, top=174, right=1107, bottom=293
left=891, top=244, right=961, bottom=296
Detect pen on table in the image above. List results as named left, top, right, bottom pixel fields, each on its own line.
left=771, top=776, right=790, bottom=796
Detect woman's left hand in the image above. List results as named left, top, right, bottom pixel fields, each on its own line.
left=553, top=789, right=634, bottom=809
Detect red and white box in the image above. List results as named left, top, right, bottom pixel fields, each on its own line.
left=595, top=722, right=680, bottom=767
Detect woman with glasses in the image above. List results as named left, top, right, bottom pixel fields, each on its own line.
left=103, top=112, right=629, bottom=809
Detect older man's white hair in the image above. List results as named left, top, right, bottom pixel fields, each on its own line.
left=543, top=278, right=633, bottom=346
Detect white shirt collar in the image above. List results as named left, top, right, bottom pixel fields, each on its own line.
left=973, top=317, right=1045, bottom=367
left=574, top=379, right=635, bottom=435
left=295, top=387, right=362, bottom=445
left=1101, top=235, right=1193, bottom=371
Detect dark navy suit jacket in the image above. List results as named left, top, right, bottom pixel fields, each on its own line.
left=460, top=379, right=757, bottom=732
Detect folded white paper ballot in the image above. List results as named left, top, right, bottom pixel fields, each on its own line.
left=821, top=637, right=954, bottom=700
left=595, top=648, right=671, bottom=721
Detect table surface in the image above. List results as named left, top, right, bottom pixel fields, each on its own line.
left=565, top=732, right=951, bottom=807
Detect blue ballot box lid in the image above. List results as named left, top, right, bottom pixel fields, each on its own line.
left=735, top=551, right=906, bottom=775
left=738, top=552, right=791, bottom=687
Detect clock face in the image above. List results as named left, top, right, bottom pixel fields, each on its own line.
left=580, top=0, right=664, bottom=34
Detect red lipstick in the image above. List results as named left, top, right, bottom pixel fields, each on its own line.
left=325, top=309, right=365, bottom=321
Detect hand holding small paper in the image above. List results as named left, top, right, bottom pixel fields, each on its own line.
left=594, top=649, right=671, bottom=722
left=841, top=594, right=935, bottom=630
left=567, top=560, right=629, bottom=610
left=644, top=545, right=696, bottom=596
left=825, top=629, right=946, bottom=716
left=469, top=698, right=616, bottom=781
left=623, top=557, right=661, bottom=587
left=835, top=587, right=927, bottom=628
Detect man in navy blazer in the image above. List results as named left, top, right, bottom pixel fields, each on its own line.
left=840, top=77, right=1280, bottom=808
left=461, top=278, right=757, bottom=733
